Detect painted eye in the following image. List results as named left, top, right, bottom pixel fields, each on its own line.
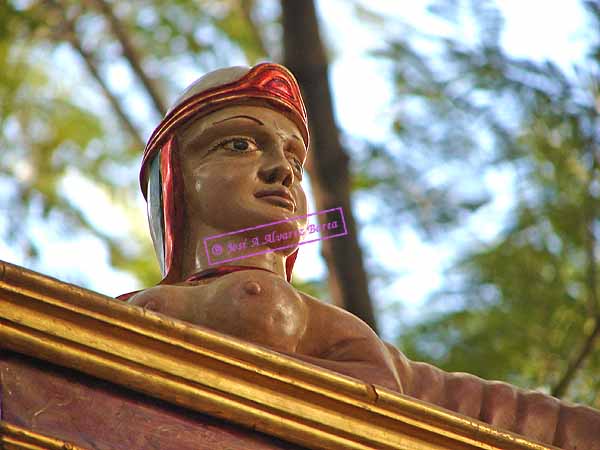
left=222, top=137, right=258, bottom=152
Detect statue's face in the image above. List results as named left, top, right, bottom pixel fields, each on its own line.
left=178, top=105, right=308, bottom=237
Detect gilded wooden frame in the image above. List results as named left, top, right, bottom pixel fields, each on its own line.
left=0, top=260, right=557, bottom=450
left=0, top=422, right=90, bottom=450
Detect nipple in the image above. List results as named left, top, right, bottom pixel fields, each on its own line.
left=244, top=281, right=262, bottom=295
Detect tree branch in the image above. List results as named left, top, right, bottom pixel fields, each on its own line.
left=582, top=149, right=600, bottom=318
left=67, top=30, right=145, bottom=150
left=551, top=143, right=600, bottom=398
left=239, top=0, right=269, bottom=59
left=43, top=0, right=145, bottom=149
left=551, top=316, right=600, bottom=398
left=90, top=0, right=168, bottom=116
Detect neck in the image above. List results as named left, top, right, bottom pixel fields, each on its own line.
left=178, top=228, right=289, bottom=282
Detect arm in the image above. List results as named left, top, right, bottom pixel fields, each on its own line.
left=384, top=342, right=600, bottom=449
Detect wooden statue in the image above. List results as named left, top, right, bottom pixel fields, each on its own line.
left=119, top=63, right=599, bottom=449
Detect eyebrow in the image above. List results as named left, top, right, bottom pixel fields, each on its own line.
left=209, top=114, right=306, bottom=160
left=211, top=115, right=265, bottom=126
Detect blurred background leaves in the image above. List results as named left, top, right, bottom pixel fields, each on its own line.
left=1, top=0, right=599, bottom=406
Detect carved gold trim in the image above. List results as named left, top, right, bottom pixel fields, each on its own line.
left=0, top=261, right=557, bottom=450
left=0, top=421, right=90, bottom=450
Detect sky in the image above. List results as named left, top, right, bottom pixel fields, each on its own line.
left=1, top=0, right=590, bottom=341
left=312, top=0, right=589, bottom=338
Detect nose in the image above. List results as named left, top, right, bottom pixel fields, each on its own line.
left=258, top=145, right=294, bottom=187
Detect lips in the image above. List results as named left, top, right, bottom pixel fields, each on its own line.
left=255, top=188, right=296, bottom=211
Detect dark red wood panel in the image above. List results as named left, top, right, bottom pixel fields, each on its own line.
left=0, top=351, right=305, bottom=450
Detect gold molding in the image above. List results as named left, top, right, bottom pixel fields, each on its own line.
left=0, top=260, right=557, bottom=450
left=0, top=422, right=90, bottom=450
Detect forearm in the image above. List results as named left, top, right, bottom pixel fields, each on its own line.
left=414, top=365, right=599, bottom=448
left=384, top=343, right=600, bottom=449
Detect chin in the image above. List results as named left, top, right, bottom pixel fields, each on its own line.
left=252, top=201, right=299, bottom=221
left=256, top=213, right=300, bottom=237
left=249, top=206, right=304, bottom=240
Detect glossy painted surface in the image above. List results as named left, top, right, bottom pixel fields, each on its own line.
left=0, top=260, right=558, bottom=450
left=0, top=351, right=304, bottom=450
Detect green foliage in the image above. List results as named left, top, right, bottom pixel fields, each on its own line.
left=350, top=141, right=491, bottom=237
left=212, top=0, right=268, bottom=64
left=0, top=0, right=270, bottom=290
left=4, top=0, right=599, bottom=409
left=379, top=0, right=600, bottom=405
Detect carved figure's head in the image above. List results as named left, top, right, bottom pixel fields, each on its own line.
left=141, top=63, right=309, bottom=284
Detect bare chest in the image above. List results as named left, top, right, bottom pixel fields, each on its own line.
left=187, top=270, right=309, bottom=352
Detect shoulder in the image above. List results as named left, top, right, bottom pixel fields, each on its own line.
left=298, top=291, right=378, bottom=335
left=296, top=290, right=383, bottom=354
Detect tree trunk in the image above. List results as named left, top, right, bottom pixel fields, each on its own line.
left=280, top=0, right=378, bottom=332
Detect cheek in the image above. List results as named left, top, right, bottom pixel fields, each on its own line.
left=193, top=167, right=229, bottom=195
left=292, top=188, right=308, bottom=229
left=192, top=165, right=245, bottom=197
left=191, top=164, right=256, bottom=218
left=296, top=188, right=308, bottom=214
